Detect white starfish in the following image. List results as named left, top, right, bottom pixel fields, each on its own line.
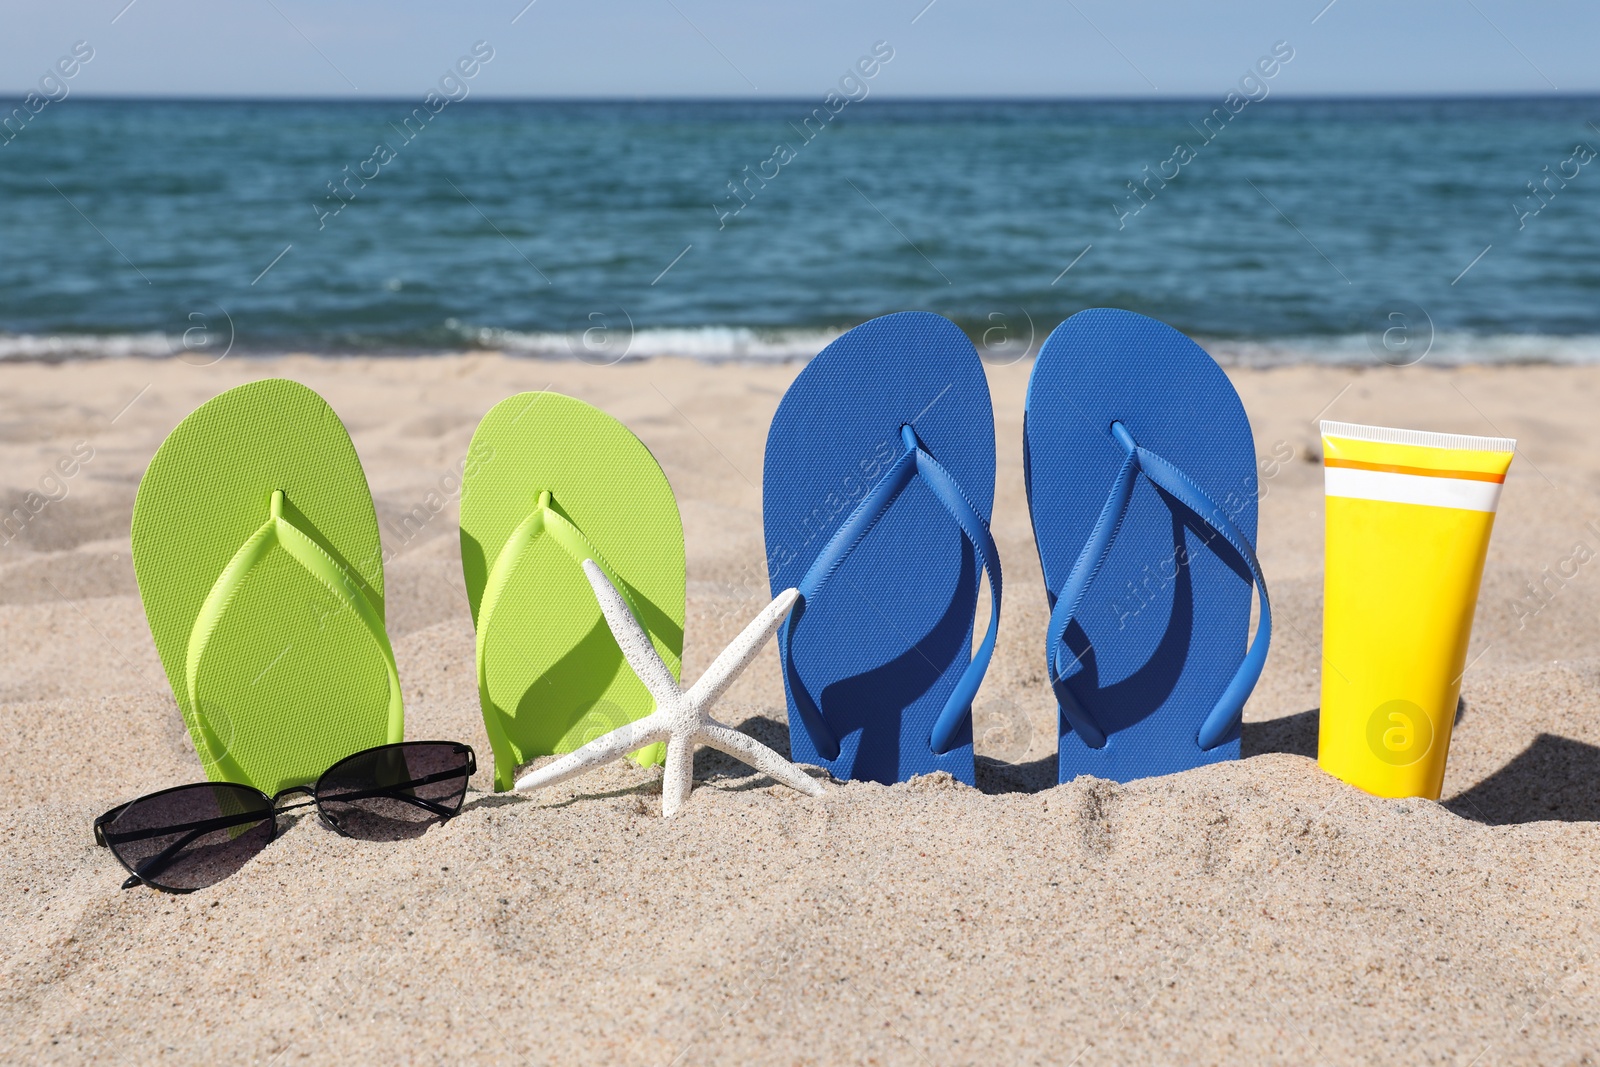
left=514, top=559, right=826, bottom=817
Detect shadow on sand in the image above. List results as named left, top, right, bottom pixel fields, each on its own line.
left=1442, top=733, right=1600, bottom=825
left=694, top=714, right=1065, bottom=796
left=1244, top=704, right=1600, bottom=825
left=1241, top=700, right=1469, bottom=763
left=554, top=705, right=1600, bottom=823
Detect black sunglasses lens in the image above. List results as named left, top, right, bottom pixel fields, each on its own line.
left=103, top=783, right=274, bottom=892
left=315, top=742, right=473, bottom=841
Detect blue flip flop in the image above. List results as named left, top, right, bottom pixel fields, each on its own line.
left=763, top=312, right=1001, bottom=785
left=1024, top=308, right=1271, bottom=783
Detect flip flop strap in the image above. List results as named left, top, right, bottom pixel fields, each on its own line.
left=475, top=490, right=649, bottom=701
left=1046, top=422, right=1271, bottom=751
left=780, top=424, right=1002, bottom=760
left=185, top=490, right=402, bottom=769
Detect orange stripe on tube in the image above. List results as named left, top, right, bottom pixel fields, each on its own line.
left=1322, top=457, right=1505, bottom=483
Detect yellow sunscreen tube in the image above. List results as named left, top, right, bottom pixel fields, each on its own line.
left=1318, top=420, right=1514, bottom=799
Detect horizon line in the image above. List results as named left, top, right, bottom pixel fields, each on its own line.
left=5, top=90, right=1600, bottom=105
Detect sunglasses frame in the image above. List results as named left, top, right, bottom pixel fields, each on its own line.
left=94, top=740, right=476, bottom=893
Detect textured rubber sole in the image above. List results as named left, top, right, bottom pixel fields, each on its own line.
left=132, top=379, right=402, bottom=795
left=461, top=391, right=684, bottom=791
left=1026, top=309, right=1259, bottom=783
left=763, top=312, right=996, bottom=785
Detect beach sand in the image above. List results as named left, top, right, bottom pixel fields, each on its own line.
left=1, top=353, right=1596, bottom=1064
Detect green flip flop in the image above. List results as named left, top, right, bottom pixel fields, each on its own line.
left=460, top=391, right=685, bottom=791
left=131, top=379, right=403, bottom=795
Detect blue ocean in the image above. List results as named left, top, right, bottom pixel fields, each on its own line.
left=2, top=96, right=1598, bottom=362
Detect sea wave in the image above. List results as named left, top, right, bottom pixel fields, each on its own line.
left=442, top=321, right=845, bottom=361
left=1204, top=333, right=1600, bottom=367
left=0, top=332, right=185, bottom=361
left=9, top=326, right=1600, bottom=366
left=0, top=325, right=847, bottom=362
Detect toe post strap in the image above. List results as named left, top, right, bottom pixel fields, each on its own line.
left=185, top=489, right=402, bottom=775
left=1047, top=423, right=1271, bottom=752
left=781, top=425, right=1002, bottom=760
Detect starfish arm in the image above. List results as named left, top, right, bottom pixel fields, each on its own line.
left=685, top=588, right=800, bottom=710
left=581, top=559, right=680, bottom=706
left=513, top=713, right=669, bottom=792
left=659, top=731, right=697, bottom=818
left=697, top=723, right=826, bottom=798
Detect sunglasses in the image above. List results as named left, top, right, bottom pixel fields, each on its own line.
left=94, top=741, right=476, bottom=893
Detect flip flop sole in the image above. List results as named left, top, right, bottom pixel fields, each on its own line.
left=763, top=312, right=996, bottom=784
left=132, top=379, right=401, bottom=795
left=460, top=392, right=684, bottom=791
left=1025, top=309, right=1259, bottom=782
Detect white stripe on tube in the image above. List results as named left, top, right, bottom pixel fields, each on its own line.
left=1324, top=467, right=1502, bottom=513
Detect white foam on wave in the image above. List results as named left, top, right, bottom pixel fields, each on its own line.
left=9, top=326, right=1600, bottom=366
left=1205, top=333, right=1600, bottom=367
left=448, top=322, right=844, bottom=362
left=0, top=332, right=180, bottom=360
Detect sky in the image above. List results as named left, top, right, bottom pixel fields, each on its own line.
left=2, top=0, right=1595, bottom=99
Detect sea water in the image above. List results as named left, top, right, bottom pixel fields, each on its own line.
left=1, top=97, right=1597, bottom=363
